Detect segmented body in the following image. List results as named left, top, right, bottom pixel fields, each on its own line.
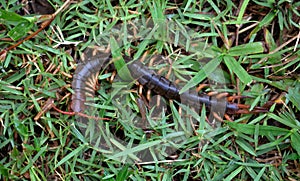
left=72, top=53, right=239, bottom=114
left=71, top=53, right=111, bottom=112
left=127, top=61, right=181, bottom=101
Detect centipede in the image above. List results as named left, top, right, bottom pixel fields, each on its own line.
left=71, top=52, right=268, bottom=119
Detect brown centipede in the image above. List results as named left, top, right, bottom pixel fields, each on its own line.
left=72, top=52, right=268, bottom=118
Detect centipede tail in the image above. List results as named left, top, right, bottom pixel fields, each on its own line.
left=71, top=53, right=111, bottom=113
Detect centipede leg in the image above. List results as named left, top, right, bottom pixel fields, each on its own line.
left=227, top=95, right=250, bottom=102
left=211, top=112, right=233, bottom=123
left=224, top=114, right=233, bottom=122
left=136, top=97, right=147, bottom=122
left=212, top=112, right=224, bottom=123
left=52, top=104, right=110, bottom=121
left=216, top=92, right=229, bottom=99
left=196, top=84, right=210, bottom=92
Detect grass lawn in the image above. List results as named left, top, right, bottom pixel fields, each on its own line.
left=0, top=0, right=299, bottom=180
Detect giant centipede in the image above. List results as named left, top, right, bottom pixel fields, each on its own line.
left=71, top=52, right=251, bottom=117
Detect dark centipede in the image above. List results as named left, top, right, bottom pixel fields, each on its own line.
left=72, top=53, right=239, bottom=115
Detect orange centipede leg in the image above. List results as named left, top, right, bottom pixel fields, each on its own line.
left=216, top=92, right=229, bottom=99
left=207, top=91, right=218, bottom=97
left=212, top=112, right=224, bottom=122
left=224, top=114, right=233, bottom=122
left=52, top=105, right=110, bottom=121
left=196, top=84, right=210, bottom=92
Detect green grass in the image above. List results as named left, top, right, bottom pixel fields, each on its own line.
left=0, top=0, right=300, bottom=180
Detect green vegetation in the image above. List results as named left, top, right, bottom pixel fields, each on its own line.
left=0, top=0, right=299, bottom=180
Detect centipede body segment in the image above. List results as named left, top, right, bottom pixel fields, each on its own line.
left=71, top=53, right=111, bottom=113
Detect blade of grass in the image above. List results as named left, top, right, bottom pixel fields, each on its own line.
left=55, top=144, right=86, bottom=169
left=180, top=56, right=222, bottom=93
left=227, top=121, right=290, bottom=136
left=223, top=55, right=252, bottom=84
